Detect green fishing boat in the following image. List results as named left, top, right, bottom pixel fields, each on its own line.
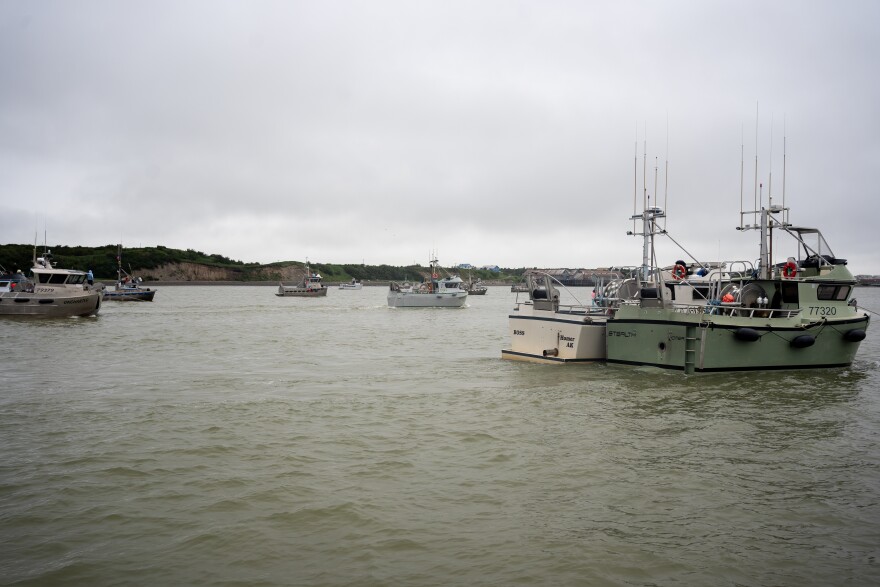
left=606, top=204, right=869, bottom=373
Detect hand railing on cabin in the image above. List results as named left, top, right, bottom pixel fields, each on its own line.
left=627, top=298, right=801, bottom=319
left=617, top=296, right=802, bottom=319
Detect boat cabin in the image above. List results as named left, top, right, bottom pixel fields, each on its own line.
left=0, top=272, right=30, bottom=293
left=30, top=253, right=89, bottom=288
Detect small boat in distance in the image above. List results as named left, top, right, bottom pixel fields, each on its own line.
left=277, top=261, right=328, bottom=297
left=0, top=249, right=101, bottom=317
left=388, top=257, right=468, bottom=308
left=465, top=277, right=488, bottom=295
left=103, top=244, right=157, bottom=301
left=339, top=278, right=363, bottom=290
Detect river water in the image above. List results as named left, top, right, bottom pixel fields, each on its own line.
left=2, top=285, right=879, bottom=586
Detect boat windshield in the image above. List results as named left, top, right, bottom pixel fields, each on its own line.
left=786, top=227, right=835, bottom=260
left=36, top=273, right=85, bottom=285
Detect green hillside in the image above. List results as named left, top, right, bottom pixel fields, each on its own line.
left=0, top=244, right=524, bottom=283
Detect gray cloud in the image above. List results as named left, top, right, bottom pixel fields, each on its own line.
left=2, top=0, right=878, bottom=272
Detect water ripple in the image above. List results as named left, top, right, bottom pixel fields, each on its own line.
left=1, top=286, right=879, bottom=586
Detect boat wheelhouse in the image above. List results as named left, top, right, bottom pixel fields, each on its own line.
left=0, top=250, right=101, bottom=317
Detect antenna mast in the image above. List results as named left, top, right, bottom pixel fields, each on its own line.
left=664, top=121, right=669, bottom=231
left=643, top=138, right=648, bottom=279
left=633, top=138, right=637, bottom=236
left=768, top=114, right=774, bottom=207
left=782, top=116, right=787, bottom=223
left=653, top=156, right=659, bottom=222
left=753, top=102, right=759, bottom=221
left=643, top=138, right=647, bottom=216
left=739, top=125, right=744, bottom=228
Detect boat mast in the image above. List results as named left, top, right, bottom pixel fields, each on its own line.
left=754, top=103, right=759, bottom=221
left=739, top=126, right=744, bottom=228
left=757, top=184, right=769, bottom=279
left=782, top=117, right=787, bottom=224
left=664, top=119, right=669, bottom=232
left=117, top=244, right=123, bottom=283
left=642, top=141, right=649, bottom=280
left=632, top=139, right=637, bottom=237
left=768, top=120, right=774, bottom=272
left=628, top=140, right=665, bottom=283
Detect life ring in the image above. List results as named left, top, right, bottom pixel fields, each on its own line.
left=782, top=261, right=797, bottom=278
left=672, top=264, right=687, bottom=280
left=431, top=273, right=439, bottom=279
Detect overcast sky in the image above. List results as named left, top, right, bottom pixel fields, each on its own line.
left=2, top=0, right=878, bottom=273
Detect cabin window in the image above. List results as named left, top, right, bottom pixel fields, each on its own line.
left=781, top=282, right=799, bottom=303
left=692, top=286, right=710, bottom=301
left=48, top=274, right=68, bottom=284
left=817, top=284, right=851, bottom=301
left=37, top=274, right=51, bottom=284
left=68, top=275, right=85, bottom=284
left=664, top=284, right=676, bottom=300
left=817, top=285, right=835, bottom=300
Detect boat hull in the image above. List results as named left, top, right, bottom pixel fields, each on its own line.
left=103, top=289, right=156, bottom=302
left=0, top=290, right=102, bottom=317
left=502, top=308, right=607, bottom=363
left=606, top=307, right=870, bottom=372
left=387, top=291, right=467, bottom=308
left=276, top=287, right=328, bottom=297
left=338, top=284, right=363, bottom=290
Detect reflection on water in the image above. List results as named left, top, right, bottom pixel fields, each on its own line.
left=1, top=286, right=878, bottom=586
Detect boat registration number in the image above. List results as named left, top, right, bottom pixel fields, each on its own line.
left=808, top=306, right=837, bottom=316
left=513, top=330, right=525, bottom=336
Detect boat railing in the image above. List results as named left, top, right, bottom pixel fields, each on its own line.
left=672, top=302, right=801, bottom=319
left=519, top=270, right=591, bottom=307
left=557, top=303, right=610, bottom=316
left=683, top=260, right=754, bottom=299
left=618, top=297, right=801, bottom=319
left=513, top=299, right=611, bottom=317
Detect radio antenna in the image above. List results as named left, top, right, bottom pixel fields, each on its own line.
left=753, top=102, right=759, bottom=217
left=664, top=115, right=669, bottom=230
left=653, top=156, right=659, bottom=218
left=739, top=124, right=744, bottom=228
left=633, top=136, right=637, bottom=236
left=782, top=115, right=787, bottom=223
left=643, top=136, right=647, bottom=216
left=768, top=113, right=774, bottom=207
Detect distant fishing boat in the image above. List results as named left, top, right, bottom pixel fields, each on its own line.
left=103, top=244, right=157, bottom=301
left=338, top=278, right=363, bottom=290
left=387, top=257, right=467, bottom=308
left=465, top=277, right=487, bottom=295
left=277, top=261, right=328, bottom=297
